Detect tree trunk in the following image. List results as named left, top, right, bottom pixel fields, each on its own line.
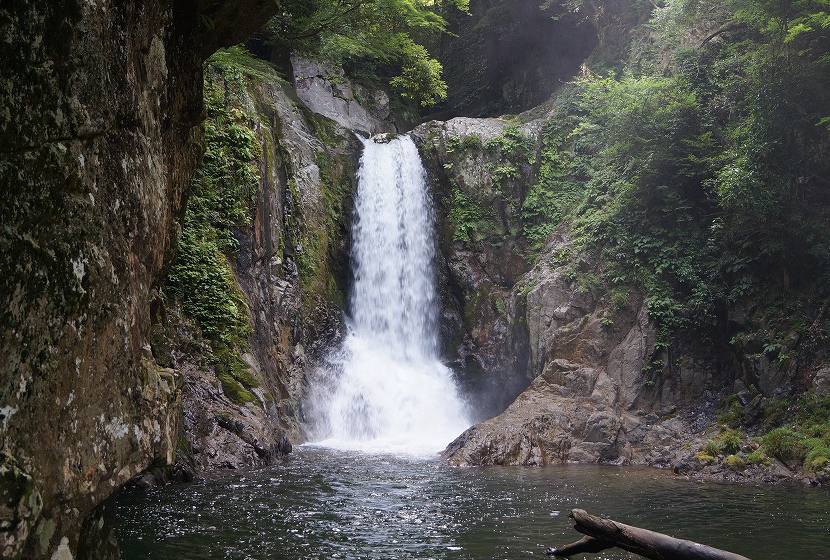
left=547, top=509, right=752, bottom=560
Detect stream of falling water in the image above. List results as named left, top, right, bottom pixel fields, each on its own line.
left=305, top=134, right=471, bottom=454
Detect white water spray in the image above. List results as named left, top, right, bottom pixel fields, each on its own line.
left=307, top=135, right=471, bottom=454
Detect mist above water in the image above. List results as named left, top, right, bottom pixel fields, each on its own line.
left=306, top=135, right=471, bottom=455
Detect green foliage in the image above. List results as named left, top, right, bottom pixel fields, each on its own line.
left=264, top=0, right=468, bottom=107
left=521, top=100, right=587, bottom=246
left=448, top=186, right=489, bottom=242
left=485, top=126, right=535, bottom=161
left=761, top=398, right=791, bottom=430
left=166, top=232, right=251, bottom=345
left=563, top=75, right=723, bottom=347
left=389, top=41, right=447, bottom=106
left=477, top=126, right=536, bottom=233
left=719, top=429, right=744, bottom=455
left=460, top=134, right=483, bottom=151
left=527, top=0, right=830, bottom=351
left=214, top=345, right=260, bottom=405
left=716, top=393, right=830, bottom=472
left=759, top=427, right=805, bottom=460
left=702, top=438, right=723, bottom=457
left=166, top=60, right=260, bottom=350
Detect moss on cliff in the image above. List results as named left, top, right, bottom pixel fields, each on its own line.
left=520, top=93, right=586, bottom=246
left=165, top=50, right=264, bottom=397
left=158, top=44, right=356, bottom=450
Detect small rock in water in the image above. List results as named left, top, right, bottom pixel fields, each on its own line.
left=372, top=132, right=396, bottom=143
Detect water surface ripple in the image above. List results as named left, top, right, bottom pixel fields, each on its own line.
left=117, top=447, right=830, bottom=559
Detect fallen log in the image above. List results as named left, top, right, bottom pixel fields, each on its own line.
left=547, top=509, right=752, bottom=560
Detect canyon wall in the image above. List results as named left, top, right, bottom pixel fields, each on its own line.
left=0, top=2, right=278, bottom=557
left=146, top=54, right=363, bottom=477
left=414, top=111, right=830, bottom=484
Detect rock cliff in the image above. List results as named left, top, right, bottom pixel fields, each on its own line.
left=0, top=2, right=279, bottom=557
left=415, top=111, right=829, bottom=485
left=148, top=52, right=361, bottom=476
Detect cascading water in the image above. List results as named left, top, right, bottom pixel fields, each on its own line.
left=307, top=134, right=471, bottom=454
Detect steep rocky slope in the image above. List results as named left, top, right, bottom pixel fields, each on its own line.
left=0, top=2, right=279, bottom=558
left=145, top=53, right=363, bottom=477
left=414, top=109, right=830, bottom=484
left=413, top=118, right=538, bottom=419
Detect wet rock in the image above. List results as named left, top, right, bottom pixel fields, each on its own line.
left=0, top=1, right=279, bottom=556
left=440, top=233, right=729, bottom=469
left=744, top=353, right=789, bottom=397
left=291, top=55, right=396, bottom=135
left=0, top=453, right=42, bottom=560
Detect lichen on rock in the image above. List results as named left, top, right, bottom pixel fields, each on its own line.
left=0, top=1, right=279, bottom=557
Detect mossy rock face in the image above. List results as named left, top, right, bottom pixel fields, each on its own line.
left=0, top=2, right=280, bottom=556
left=157, top=46, right=360, bottom=474
left=217, top=373, right=257, bottom=405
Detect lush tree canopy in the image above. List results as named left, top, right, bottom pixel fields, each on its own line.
left=263, top=0, right=469, bottom=106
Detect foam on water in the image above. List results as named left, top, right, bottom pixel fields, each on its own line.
left=306, top=135, right=471, bottom=455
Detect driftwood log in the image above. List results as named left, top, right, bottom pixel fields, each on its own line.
left=547, top=509, right=752, bottom=560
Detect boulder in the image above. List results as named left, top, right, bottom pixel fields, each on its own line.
left=291, top=55, right=396, bottom=136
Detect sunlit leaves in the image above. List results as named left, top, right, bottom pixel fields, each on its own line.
left=266, top=0, right=466, bottom=106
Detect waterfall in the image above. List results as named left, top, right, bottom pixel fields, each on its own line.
left=307, top=135, right=471, bottom=454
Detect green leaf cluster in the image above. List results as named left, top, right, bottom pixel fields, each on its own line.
left=167, top=53, right=262, bottom=352
left=447, top=185, right=495, bottom=242
left=265, top=0, right=468, bottom=107
left=524, top=0, right=830, bottom=349
left=520, top=95, right=587, bottom=246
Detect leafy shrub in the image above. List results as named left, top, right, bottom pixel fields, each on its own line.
left=390, top=41, right=447, bottom=106
left=719, top=429, right=744, bottom=455
left=759, top=427, right=805, bottom=461
left=702, top=438, right=723, bottom=457
left=460, top=134, right=483, bottom=151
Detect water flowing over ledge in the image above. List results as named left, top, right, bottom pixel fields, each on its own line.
left=305, top=134, right=472, bottom=455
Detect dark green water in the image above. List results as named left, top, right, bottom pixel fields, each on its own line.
left=117, top=446, right=830, bottom=559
